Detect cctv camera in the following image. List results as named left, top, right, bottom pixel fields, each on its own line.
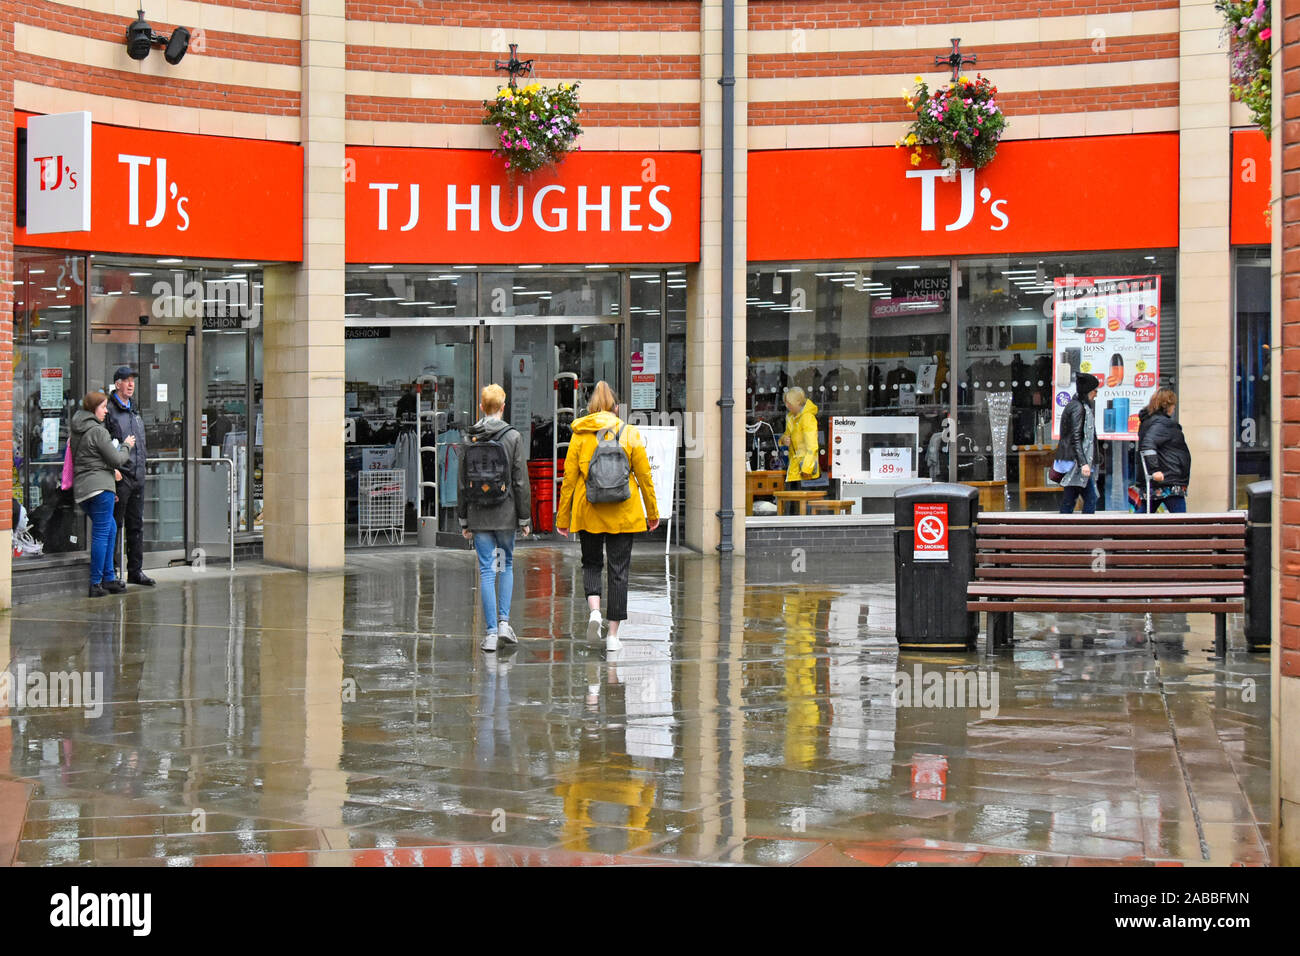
left=139, top=314, right=150, bottom=326
left=164, top=27, right=190, bottom=65
left=126, top=14, right=152, bottom=60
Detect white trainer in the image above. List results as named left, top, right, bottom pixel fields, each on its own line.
left=498, top=621, right=518, bottom=645
left=605, top=631, right=621, bottom=653
left=481, top=631, right=498, bottom=652
left=586, top=609, right=603, bottom=641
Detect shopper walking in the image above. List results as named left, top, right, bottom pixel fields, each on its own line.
left=458, top=384, right=531, bottom=653
left=103, top=366, right=153, bottom=586
left=555, top=381, right=659, bottom=652
left=1138, top=388, right=1191, bottom=513
left=778, top=386, right=821, bottom=490
left=1057, top=372, right=1101, bottom=514
left=71, top=391, right=134, bottom=597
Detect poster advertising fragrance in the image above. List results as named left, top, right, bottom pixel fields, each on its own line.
left=1051, top=275, right=1160, bottom=441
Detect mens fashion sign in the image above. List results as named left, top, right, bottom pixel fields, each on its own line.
left=346, top=148, right=701, bottom=264
left=26, top=111, right=92, bottom=234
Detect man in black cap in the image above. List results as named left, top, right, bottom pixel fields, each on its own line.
left=1057, top=371, right=1100, bottom=514
left=103, top=366, right=154, bottom=586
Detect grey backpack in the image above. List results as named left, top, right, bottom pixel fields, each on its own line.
left=585, top=424, right=632, bottom=504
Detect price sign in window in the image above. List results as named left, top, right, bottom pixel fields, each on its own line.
left=870, top=447, right=912, bottom=479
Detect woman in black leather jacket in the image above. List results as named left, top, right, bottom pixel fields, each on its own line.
left=1137, top=388, right=1191, bottom=513
left=1057, top=372, right=1100, bottom=513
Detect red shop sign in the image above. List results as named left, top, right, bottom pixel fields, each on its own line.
left=1231, top=128, right=1270, bottom=246
left=913, top=502, right=949, bottom=561
left=346, top=148, right=701, bottom=264
left=15, top=111, right=303, bottom=262
left=749, top=134, right=1179, bottom=261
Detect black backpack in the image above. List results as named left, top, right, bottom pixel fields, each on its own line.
left=461, top=428, right=515, bottom=506
left=585, top=424, right=632, bottom=504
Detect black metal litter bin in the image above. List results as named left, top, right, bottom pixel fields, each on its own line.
left=1245, top=480, right=1272, bottom=652
left=894, top=483, right=979, bottom=650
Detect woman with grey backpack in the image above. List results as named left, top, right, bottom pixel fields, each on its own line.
left=555, top=381, right=659, bottom=652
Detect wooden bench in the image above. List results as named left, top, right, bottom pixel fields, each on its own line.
left=967, top=511, right=1247, bottom=659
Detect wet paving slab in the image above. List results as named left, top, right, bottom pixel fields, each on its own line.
left=0, top=545, right=1273, bottom=866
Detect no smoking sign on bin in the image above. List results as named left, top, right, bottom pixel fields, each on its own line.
left=913, top=502, right=949, bottom=561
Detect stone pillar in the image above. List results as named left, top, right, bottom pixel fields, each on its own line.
left=0, top=13, right=14, bottom=609
left=686, top=0, right=748, bottom=554
left=1178, top=0, right=1234, bottom=513
left=263, top=0, right=346, bottom=571
left=1274, top=0, right=1299, bottom=869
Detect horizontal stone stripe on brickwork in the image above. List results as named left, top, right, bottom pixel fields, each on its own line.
left=15, top=53, right=300, bottom=115
left=747, top=0, right=1178, bottom=30
left=345, top=95, right=698, bottom=126
left=346, top=48, right=699, bottom=79
left=345, top=0, right=700, bottom=30
left=193, top=0, right=300, bottom=13
left=748, top=82, right=1180, bottom=124
left=20, top=0, right=300, bottom=65
left=750, top=34, right=1178, bottom=78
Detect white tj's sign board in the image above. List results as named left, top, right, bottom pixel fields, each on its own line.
left=26, top=111, right=92, bottom=234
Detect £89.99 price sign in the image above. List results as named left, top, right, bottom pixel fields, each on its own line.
left=913, top=502, right=949, bottom=561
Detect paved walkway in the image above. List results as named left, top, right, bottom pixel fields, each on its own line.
left=0, top=546, right=1273, bottom=866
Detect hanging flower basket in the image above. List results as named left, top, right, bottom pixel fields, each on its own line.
left=482, top=81, right=583, bottom=175
left=897, top=73, right=1007, bottom=170
left=1217, top=0, right=1271, bottom=136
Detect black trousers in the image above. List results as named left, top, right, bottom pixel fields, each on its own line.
left=114, top=481, right=145, bottom=577
left=579, top=531, right=634, bottom=622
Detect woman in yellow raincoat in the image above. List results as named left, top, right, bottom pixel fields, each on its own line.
left=779, top=386, right=821, bottom=486
left=556, top=381, right=659, bottom=652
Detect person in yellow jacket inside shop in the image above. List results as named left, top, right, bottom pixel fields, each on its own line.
left=778, top=386, right=821, bottom=488
left=556, top=381, right=659, bottom=653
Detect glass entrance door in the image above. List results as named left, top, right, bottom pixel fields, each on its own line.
left=480, top=318, right=624, bottom=531
left=88, top=327, right=193, bottom=559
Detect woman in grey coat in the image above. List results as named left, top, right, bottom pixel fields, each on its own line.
left=457, top=384, right=531, bottom=652
left=70, top=391, right=135, bottom=596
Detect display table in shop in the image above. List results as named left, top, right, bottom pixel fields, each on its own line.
left=1014, top=444, right=1064, bottom=510
left=965, top=480, right=1007, bottom=513
left=746, top=470, right=786, bottom=515
left=773, top=490, right=828, bottom=515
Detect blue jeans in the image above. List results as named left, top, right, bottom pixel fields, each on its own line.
left=473, top=530, right=516, bottom=629
left=1059, top=477, right=1098, bottom=514
left=1157, top=495, right=1187, bottom=513
left=80, top=491, right=118, bottom=586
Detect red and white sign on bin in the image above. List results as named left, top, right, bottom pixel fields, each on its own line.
left=913, top=502, right=949, bottom=561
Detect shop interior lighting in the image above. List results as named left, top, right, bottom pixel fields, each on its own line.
left=585, top=264, right=610, bottom=269
left=28, top=269, right=45, bottom=275
left=231, top=263, right=259, bottom=269
left=454, top=265, right=478, bottom=270
left=157, top=258, right=183, bottom=264
left=126, top=10, right=190, bottom=64
left=518, top=265, right=543, bottom=270
left=367, top=264, right=394, bottom=270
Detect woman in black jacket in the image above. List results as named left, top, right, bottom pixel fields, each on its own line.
left=1137, top=388, right=1191, bottom=513
left=1057, top=373, right=1100, bottom=513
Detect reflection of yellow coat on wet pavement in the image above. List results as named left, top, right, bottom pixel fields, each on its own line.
left=783, top=399, right=820, bottom=483
left=556, top=411, right=659, bottom=534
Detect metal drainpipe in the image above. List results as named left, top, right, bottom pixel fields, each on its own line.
left=716, top=0, right=736, bottom=553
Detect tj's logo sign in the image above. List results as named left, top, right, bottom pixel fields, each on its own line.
left=905, top=168, right=1009, bottom=233
left=32, top=154, right=79, bottom=192
left=118, top=154, right=190, bottom=230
